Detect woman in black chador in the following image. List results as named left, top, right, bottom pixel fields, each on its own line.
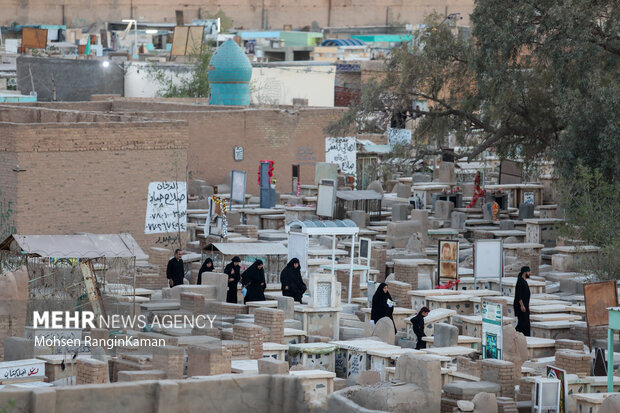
left=223, top=256, right=241, bottom=303
left=370, top=283, right=397, bottom=333
left=280, top=258, right=307, bottom=303
left=241, top=259, right=266, bottom=303
left=197, top=257, right=214, bottom=285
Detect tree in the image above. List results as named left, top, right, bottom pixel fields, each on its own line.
left=558, top=164, right=620, bottom=280
left=149, top=47, right=213, bottom=98
left=327, top=2, right=619, bottom=181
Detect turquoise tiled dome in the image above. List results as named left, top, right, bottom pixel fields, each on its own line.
left=208, top=39, right=252, bottom=105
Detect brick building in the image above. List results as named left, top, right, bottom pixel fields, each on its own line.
left=0, top=99, right=343, bottom=253
left=0, top=104, right=188, bottom=251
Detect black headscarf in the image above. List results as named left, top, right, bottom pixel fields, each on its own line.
left=371, top=283, right=394, bottom=324
left=281, top=258, right=306, bottom=302
left=518, top=266, right=531, bottom=278
left=197, top=257, right=213, bottom=285
left=224, top=256, right=242, bottom=282
left=242, top=259, right=266, bottom=303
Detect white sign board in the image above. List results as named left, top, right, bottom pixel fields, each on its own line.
left=387, top=128, right=412, bottom=146
left=325, top=137, right=356, bottom=175
left=317, top=180, right=336, bottom=217
left=144, top=181, right=187, bottom=234
left=524, top=191, right=535, bottom=205
left=203, top=197, right=214, bottom=235
left=288, top=232, right=308, bottom=275
left=231, top=170, right=247, bottom=204
left=0, top=359, right=46, bottom=382
left=474, top=239, right=503, bottom=280
left=482, top=300, right=503, bottom=360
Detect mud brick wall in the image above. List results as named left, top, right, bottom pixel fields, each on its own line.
left=222, top=340, right=250, bottom=359
left=180, top=292, right=206, bottom=315
left=514, top=247, right=542, bottom=275
left=76, top=358, right=108, bottom=384
left=254, top=307, right=285, bottom=344
left=555, top=339, right=585, bottom=352
left=386, top=280, right=412, bottom=308
left=394, top=260, right=419, bottom=290
left=187, top=344, right=232, bottom=376
left=117, top=370, right=166, bottom=382
left=207, top=301, right=248, bottom=317
left=517, top=378, right=534, bottom=402
left=152, top=345, right=185, bottom=379
left=371, top=246, right=387, bottom=280
left=336, top=269, right=361, bottom=300
left=555, top=350, right=591, bottom=376
left=0, top=112, right=188, bottom=253
left=233, top=323, right=263, bottom=359
left=456, top=356, right=481, bottom=378
left=480, top=359, right=517, bottom=398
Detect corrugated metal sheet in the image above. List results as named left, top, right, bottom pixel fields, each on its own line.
left=336, top=190, right=383, bottom=201
left=0, top=233, right=147, bottom=259
left=211, top=242, right=287, bottom=256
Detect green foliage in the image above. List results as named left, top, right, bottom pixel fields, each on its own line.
left=328, top=2, right=619, bottom=181
left=558, top=164, right=620, bottom=280
left=149, top=48, right=213, bottom=98
left=200, top=10, right=234, bottom=33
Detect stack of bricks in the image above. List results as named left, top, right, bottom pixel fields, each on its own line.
left=192, top=325, right=221, bottom=338
left=386, top=280, right=412, bottom=308
left=555, top=338, right=585, bottom=352
left=233, top=224, right=258, bottom=239
left=570, top=324, right=607, bottom=343
left=336, top=269, right=360, bottom=299
left=394, top=260, right=420, bottom=290
left=254, top=307, right=285, bottom=344
left=480, top=359, right=517, bottom=398
left=371, top=246, right=387, bottom=278
left=456, top=356, right=482, bottom=378
left=233, top=323, right=264, bottom=359
left=135, top=264, right=166, bottom=289
left=152, top=345, right=185, bottom=379
left=207, top=301, right=248, bottom=317
left=496, top=397, right=519, bottom=413
left=555, top=350, right=591, bottom=376
left=513, top=246, right=542, bottom=275
left=110, top=353, right=152, bottom=382
left=187, top=344, right=232, bottom=376
left=149, top=247, right=173, bottom=279
left=117, top=370, right=166, bottom=382
left=76, top=358, right=109, bottom=384
left=221, top=329, right=234, bottom=340
left=517, top=377, right=534, bottom=401
left=221, top=340, right=250, bottom=359
left=180, top=292, right=206, bottom=315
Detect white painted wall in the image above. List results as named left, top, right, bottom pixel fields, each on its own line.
left=250, top=65, right=335, bottom=107
left=124, top=62, right=193, bottom=98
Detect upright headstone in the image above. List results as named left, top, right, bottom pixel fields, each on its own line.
left=412, top=172, right=431, bottom=183
left=350, top=210, right=368, bottom=228
left=435, top=200, right=454, bottom=220
left=517, top=203, right=535, bottom=220
left=367, top=180, right=384, bottom=194
left=314, top=162, right=339, bottom=184
left=392, top=203, right=409, bottom=221
left=371, top=317, right=396, bottom=345
left=434, top=323, right=459, bottom=347
left=483, top=202, right=495, bottom=221
left=395, top=183, right=412, bottom=199
left=259, top=161, right=276, bottom=208
left=276, top=295, right=295, bottom=319
left=499, top=220, right=515, bottom=230
left=451, top=212, right=467, bottom=230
